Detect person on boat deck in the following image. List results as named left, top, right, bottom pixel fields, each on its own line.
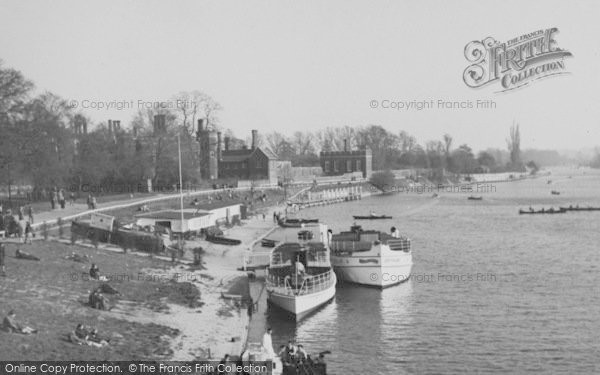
left=285, top=340, right=297, bottom=360
left=278, top=345, right=290, bottom=363
left=261, top=328, right=275, bottom=361
left=294, top=256, right=305, bottom=275
left=390, top=227, right=400, bottom=238
left=296, top=344, right=308, bottom=362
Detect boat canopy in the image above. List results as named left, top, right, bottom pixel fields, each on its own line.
left=271, top=242, right=329, bottom=267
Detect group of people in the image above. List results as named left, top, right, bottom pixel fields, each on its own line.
left=49, top=188, right=71, bottom=210
left=86, top=194, right=98, bottom=209
left=0, top=206, right=34, bottom=243
left=69, top=323, right=110, bottom=347
left=261, top=328, right=327, bottom=368
left=278, top=340, right=309, bottom=364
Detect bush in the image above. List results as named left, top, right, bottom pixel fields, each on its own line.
left=369, top=170, right=396, bottom=192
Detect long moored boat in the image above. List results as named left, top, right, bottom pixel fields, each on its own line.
left=266, top=223, right=336, bottom=320
left=329, top=225, right=412, bottom=288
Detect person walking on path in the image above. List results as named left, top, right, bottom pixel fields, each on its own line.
left=58, top=189, right=66, bottom=209
left=51, top=190, right=57, bottom=210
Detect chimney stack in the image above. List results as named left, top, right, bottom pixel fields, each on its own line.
left=108, top=120, right=113, bottom=134
left=196, top=119, right=205, bottom=141
left=251, top=129, right=258, bottom=150
left=224, top=136, right=230, bottom=151
left=217, top=132, right=222, bottom=160
left=343, top=139, right=348, bottom=152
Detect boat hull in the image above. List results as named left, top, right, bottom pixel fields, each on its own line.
left=332, top=253, right=412, bottom=288
left=267, top=273, right=337, bottom=321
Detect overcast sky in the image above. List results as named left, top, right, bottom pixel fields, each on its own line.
left=1, top=0, right=599, bottom=151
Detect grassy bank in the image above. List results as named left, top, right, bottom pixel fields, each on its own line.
left=0, top=241, right=200, bottom=360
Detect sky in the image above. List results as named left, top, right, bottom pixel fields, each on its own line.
left=1, top=0, right=599, bottom=151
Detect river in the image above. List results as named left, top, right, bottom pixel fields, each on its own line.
left=268, top=168, right=600, bottom=374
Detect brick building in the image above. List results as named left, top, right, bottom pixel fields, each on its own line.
left=196, top=122, right=278, bottom=184
left=320, top=140, right=372, bottom=178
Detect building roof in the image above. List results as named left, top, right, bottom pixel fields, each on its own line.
left=191, top=201, right=243, bottom=211
left=221, top=147, right=278, bottom=162
left=135, top=210, right=209, bottom=220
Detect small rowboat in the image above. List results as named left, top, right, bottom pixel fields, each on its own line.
left=518, top=208, right=567, bottom=215
left=560, top=206, right=600, bottom=212
left=352, top=213, right=392, bottom=220
left=205, top=235, right=242, bottom=245
left=467, top=196, right=483, bottom=201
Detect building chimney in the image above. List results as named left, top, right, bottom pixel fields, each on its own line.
left=224, top=136, right=230, bottom=151
left=108, top=120, right=113, bottom=134
left=217, top=132, right=222, bottom=160
left=251, top=129, right=258, bottom=150
left=343, top=139, right=348, bottom=152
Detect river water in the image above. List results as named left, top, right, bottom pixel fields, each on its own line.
left=268, top=168, right=600, bottom=374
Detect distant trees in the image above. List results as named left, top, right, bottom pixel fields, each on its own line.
left=1, top=57, right=556, bottom=200
left=590, top=148, right=600, bottom=169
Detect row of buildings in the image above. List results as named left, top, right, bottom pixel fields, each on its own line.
left=194, top=119, right=372, bottom=184
left=75, top=116, right=373, bottom=185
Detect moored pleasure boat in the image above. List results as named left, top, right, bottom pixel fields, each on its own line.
left=329, top=225, right=412, bottom=288
left=266, top=223, right=336, bottom=320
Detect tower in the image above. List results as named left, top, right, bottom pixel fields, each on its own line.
left=196, top=119, right=219, bottom=180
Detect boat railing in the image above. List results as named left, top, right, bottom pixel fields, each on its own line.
left=387, top=238, right=411, bottom=252
left=306, top=250, right=330, bottom=267
left=266, top=269, right=335, bottom=296
left=330, top=240, right=372, bottom=252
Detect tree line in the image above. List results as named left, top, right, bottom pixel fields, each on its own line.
left=1, top=60, right=537, bottom=200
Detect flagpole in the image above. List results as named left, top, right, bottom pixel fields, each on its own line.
left=178, top=132, right=184, bottom=250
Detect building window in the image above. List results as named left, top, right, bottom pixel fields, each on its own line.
left=346, top=160, right=352, bottom=172
left=333, top=161, right=339, bottom=172
left=357, top=160, right=362, bottom=171
left=324, top=161, right=330, bottom=172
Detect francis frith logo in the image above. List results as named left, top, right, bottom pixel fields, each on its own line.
left=463, top=28, right=572, bottom=92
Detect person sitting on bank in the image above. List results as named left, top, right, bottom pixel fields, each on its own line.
left=89, top=263, right=100, bottom=279
left=70, top=323, right=109, bottom=347
left=15, top=248, right=40, bottom=261
left=89, top=290, right=110, bottom=310
left=3, top=310, right=38, bottom=334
